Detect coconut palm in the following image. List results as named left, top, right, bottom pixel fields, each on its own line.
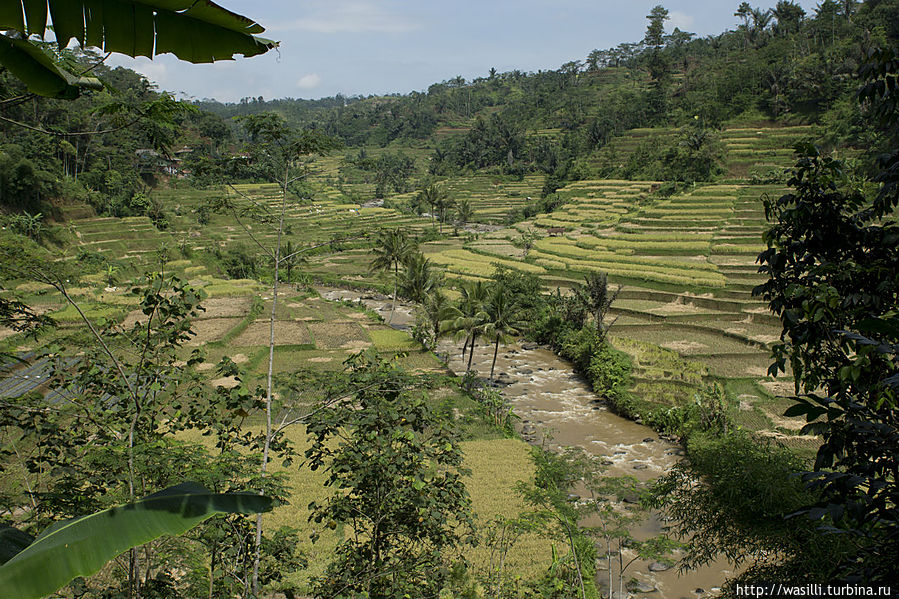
left=370, top=228, right=417, bottom=324
left=455, top=199, right=475, bottom=226
left=482, top=286, right=525, bottom=381
left=399, top=253, right=443, bottom=304
left=440, top=280, right=489, bottom=371
left=419, top=289, right=451, bottom=351
left=418, top=184, right=446, bottom=228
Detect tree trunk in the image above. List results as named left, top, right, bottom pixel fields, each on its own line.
left=389, top=263, right=398, bottom=324
left=490, top=338, right=500, bottom=380
left=252, top=164, right=288, bottom=595
left=467, top=334, right=477, bottom=371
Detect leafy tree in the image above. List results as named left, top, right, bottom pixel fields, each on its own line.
left=651, top=432, right=851, bottom=590
left=754, top=144, right=899, bottom=581
left=210, top=112, right=337, bottom=594
left=772, top=1, right=807, bottom=36
left=575, top=272, right=620, bottom=342
left=412, top=288, right=450, bottom=351
left=305, top=353, right=474, bottom=599
left=455, top=198, right=475, bottom=225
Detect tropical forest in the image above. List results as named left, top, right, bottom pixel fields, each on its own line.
left=0, top=1, right=897, bottom=598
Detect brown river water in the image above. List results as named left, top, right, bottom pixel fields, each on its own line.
left=319, top=288, right=734, bottom=598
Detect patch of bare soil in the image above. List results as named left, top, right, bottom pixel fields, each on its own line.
left=653, top=300, right=700, bottom=314
left=197, top=297, right=252, bottom=319
left=308, top=356, right=333, bottom=363
left=210, top=376, right=239, bottom=389
left=232, top=321, right=312, bottom=347
left=762, top=408, right=807, bottom=432
left=186, top=318, right=242, bottom=346
left=340, top=340, right=373, bottom=350
left=231, top=353, right=249, bottom=364
left=759, top=380, right=796, bottom=397
left=308, top=322, right=368, bottom=349
left=660, top=340, right=709, bottom=353
left=745, top=366, right=771, bottom=377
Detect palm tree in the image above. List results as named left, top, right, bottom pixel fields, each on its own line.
left=421, top=289, right=451, bottom=351
left=435, top=194, right=456, bottom=233
left=419, top=184, right=447, bottom=229
left=482, top=286, right=524, bottom=381
left=370, top=228, right=417, bottom=324
left=399, top=253, right=443, bottom=304
left=440, top=280, right=489, bottom=371
left=455, top=199, right=474, bottom=226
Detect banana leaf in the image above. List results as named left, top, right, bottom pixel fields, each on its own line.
left=0, top=482, right=272, bottom=598
left=0, top=34, right=101, bottom=99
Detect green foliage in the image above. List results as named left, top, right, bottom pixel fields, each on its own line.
left=0, top=144, right=56, bottom=212
left=0, top=482, right=272, bottom=599
left=217, top=243, right=258, bottom=279
left=645, top=383, right=732, bottom=438
left=755, top=142, right=899, bottom=581
left=651, top=432, right=852, bottom=589
left=1, top=211, right=44, bottom=240
left=399, top=252, right=443, bottom=304
left=0, top=1, right=275, bottom=98
left=305, top=352, right=474, bottom=599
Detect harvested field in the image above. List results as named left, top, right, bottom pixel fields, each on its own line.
left=232, top=321, right=313, bottom=347
left=307, top=322, right=370, bottom=349
left=186, top=318, right=242, bottom=345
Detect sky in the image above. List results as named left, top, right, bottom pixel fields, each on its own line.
left=108, top=0, right=823, bottom=103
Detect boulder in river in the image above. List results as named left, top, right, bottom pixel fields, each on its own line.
left=522, top=342, right=539, bottom=350
left=648, top=561, right=672, bottom=572
left=627, top=580, right=658, bottom=594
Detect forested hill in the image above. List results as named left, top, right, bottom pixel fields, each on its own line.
left=2, top=0, right=898, bottom=221
left=193, top=0, right=899, bottom=177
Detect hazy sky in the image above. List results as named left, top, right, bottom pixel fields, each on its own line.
left=108, top=0, right=822, bottom=102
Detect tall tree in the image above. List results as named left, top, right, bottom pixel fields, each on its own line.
left=482, top=285, right=524, bottom=381
left=219, top=112, right=337, bottom=595
left=305, top=353, right=473, bottom=599
left=753, top=50, right=899, bottom=579
left=370, top=228, right=417, bottom=324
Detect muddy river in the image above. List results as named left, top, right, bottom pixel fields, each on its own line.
left=319, top=287, right=734, bottom=598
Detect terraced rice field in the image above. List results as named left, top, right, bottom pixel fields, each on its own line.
left=441, top=173, right=545, bottom=223
left=49, top=122, right=814, bottom=449
left=416, top=124, right=815, bottom=448
left=720, top=124, right=816, bottom=178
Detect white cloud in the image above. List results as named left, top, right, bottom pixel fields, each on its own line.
left=271, top=1, right=420, bottom=34
left=668, top=10, right=695, bottom=31
left=296, top=73, right=323, bottom=89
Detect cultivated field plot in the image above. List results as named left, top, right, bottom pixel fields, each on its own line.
left=437, top=173, right=545, bottom=223
left=720, top=124, right=816, bottom=177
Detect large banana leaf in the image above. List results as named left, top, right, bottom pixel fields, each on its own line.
left=0, top=1, right=276, bottom=98
left=0, top=1, right=277, bottom=63
left=0, top=34, right=101, bottom=99
left=0, top=482, right=273, bottom=599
